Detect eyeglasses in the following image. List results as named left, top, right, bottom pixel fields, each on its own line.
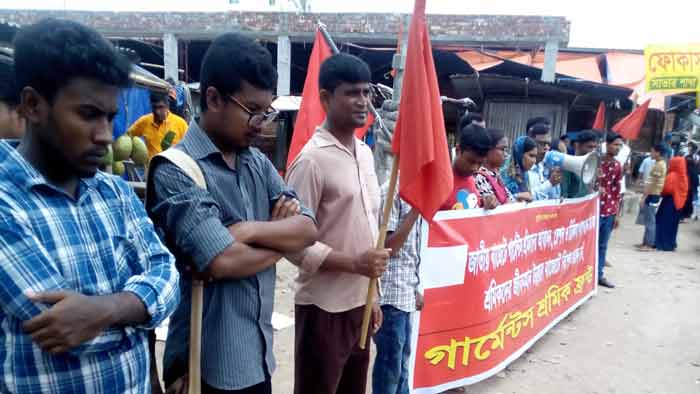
left=228, top=95, right=279, bottom=127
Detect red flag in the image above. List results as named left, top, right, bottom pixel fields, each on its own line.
left=592, top=101, right=605, bottom=129
left=286, top=30, right=332, bottom=170
left=286, top=29, right=374, bottom=169
left=391, top=0, right=453, bottom=221
left=612, top=99, right=650, bottom=140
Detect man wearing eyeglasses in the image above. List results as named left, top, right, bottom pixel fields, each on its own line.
left=526, top=120, right=562, bottom=200
left=146, top=33, right=318, bottom=394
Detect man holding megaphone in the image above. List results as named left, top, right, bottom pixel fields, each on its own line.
left=560, top=130, right=600, bottom=199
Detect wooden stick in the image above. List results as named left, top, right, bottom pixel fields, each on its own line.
left=188, top=280, right=204, bottom=394
left=359, top=156, right=399, bottom=349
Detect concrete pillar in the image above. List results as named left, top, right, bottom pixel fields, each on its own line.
left=163, top=33, right=179, bottom=81
left=541, top=40, right=559, bottom=83
left=277, top=35, right=291, bottom=96
left=391, top=15, right=411, bottom=100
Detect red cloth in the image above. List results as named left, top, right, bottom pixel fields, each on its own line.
left=286, top=30, right=332, bottom=170
left=477, top=167, right=509, bottom=204
left=592, top=101, right=606, bottom=129
left=286, top=30, right=376, bottom=169
left=391, top=0, right=453, bottom=221
left=611, top=99, right=650, bottom=140
left=598, top=158, right=622, bottom=216
left=440, top=174, right=481, bottom=210
left=662, top=157, right=689, bottom=210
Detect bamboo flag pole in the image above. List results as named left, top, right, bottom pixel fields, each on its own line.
left=359, top=158, right=399, bottom=349
left=188, top=280, right=203, bottom=394
left=358, top=15, right=410, bottom=350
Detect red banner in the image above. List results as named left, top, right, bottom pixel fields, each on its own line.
left=411, top=196, right=599, bottom=393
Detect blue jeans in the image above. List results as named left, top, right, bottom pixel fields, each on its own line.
left=637, top=195, right=660, bottom=247
left=598, top=215, right=615, bottom=280
left=372, top=305, right=412, bottom=394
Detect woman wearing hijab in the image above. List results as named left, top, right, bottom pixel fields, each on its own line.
left=501, top=136, right=537, bottom=202
left=655, top=156, right=689, bottom=251
left=474, top=128, right=514, bottom=206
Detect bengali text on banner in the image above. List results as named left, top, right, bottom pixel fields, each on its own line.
left=410, top=195, right=599, bottom=393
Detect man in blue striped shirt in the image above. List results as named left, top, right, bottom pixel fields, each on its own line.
left=148, top=33, right=317, bottom=393
left=0, top=19, right=180, bottom=393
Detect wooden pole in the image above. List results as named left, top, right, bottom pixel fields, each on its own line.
left=359, top=156, right=399, bottom=349
left=188, top=280, right=204, bottom=394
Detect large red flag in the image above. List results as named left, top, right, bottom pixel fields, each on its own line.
left=612, top=99, right=650, bottom=140
left=391, top=0, right=453, bottom=221
left=286, top=29, right=375, bottom=169
left=592, top=101, right=606, bottom=129
left=286, top=30, right=332, bottom=170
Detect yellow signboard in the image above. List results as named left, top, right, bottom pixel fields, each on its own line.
left=645, top=44, right=700, bottom=92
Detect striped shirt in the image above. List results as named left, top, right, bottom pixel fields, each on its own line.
left=0, top=140, right=180, bottom=394
left=379, top=183, right=422, bottom=312
left=147, top=122, right=314, bottom=390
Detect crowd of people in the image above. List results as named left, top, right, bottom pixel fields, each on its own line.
left=635, top=141, right=699, bottom=252
left=0, top=17, right=699, bottom=394
left=440, top=116, right=626, bottom=289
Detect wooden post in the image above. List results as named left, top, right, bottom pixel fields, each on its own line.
left=188, top=280, right=204, bottom=394
left=359, top=157, right=399, bottom=349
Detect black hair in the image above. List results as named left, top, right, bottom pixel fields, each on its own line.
left=551, top=137, right=563, bottom=152
left=576, top=130, right=598, bottom=145
left=199, top=33, right=277, bottom=112
left=319, top=54, right=371, bottom=93
left=458, top=112, right=484, bottom=131
left=459, top=124, right=491, bottom=157
left=526, top=116, right=551, bottom=132
left=560, top=133, right=569, bottom=141
left=605, top=131, right=622, bottom=144
left=522, top=136, right=538, bottom=154
left=0, top=59, right=18, bottom=106
left=485, top=128, right=505, bottom=149
left=527, top=123, right=550, bottom=137
left=150, top=91, right=169, bottom=105
left=13, top=18, right=131, bottom=103
left=652, top=143, right=665, bottom=154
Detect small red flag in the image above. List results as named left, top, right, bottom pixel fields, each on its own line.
left=391, top=0, right=453, bottom=221
left=612, top=99, right=650, bottom=140
left=592, top=101, right=606, bottom=129
left=286, top=29, right=375, bottom=169
left=286, top=30, right=332, bottom=170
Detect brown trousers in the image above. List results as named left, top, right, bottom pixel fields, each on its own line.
left=294, top=305, right=371, bottom=394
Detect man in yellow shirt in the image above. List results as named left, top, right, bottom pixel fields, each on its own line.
left=127, top=91, right=188, bottom=159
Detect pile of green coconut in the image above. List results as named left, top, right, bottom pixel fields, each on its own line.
left=100, top=135, right=149, bottom=175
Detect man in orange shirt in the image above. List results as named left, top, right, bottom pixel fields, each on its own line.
left=127, top=91, right=188, bottom=159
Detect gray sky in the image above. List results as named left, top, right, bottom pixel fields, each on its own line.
left=2, top=0, right=699, bottom=49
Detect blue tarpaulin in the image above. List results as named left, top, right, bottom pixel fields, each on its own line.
left=113, top=87, right=151, bottom=138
